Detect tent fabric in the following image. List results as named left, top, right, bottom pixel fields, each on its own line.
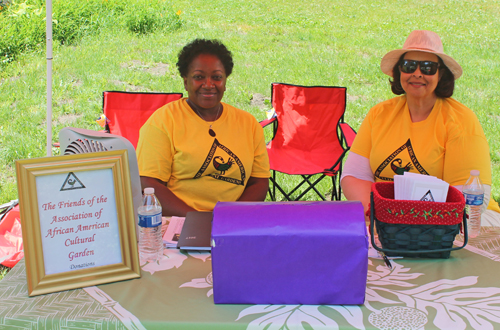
left=103, top=91, right=183, bottom=148
left=0, top=205, right=23, bottom=268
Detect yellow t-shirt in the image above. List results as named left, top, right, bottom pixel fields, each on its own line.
left=351, top=96, right=491, bottom=186
left=136, top=98, right=270, bottom=211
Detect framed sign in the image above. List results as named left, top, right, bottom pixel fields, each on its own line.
left=16, top=150, right=141, bottom=296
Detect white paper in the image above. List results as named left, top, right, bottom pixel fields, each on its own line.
left=411, top=181, right=449, bottom=202
left=36, top=169, right=122, bottom=275
left=394, top=173, right=449, bottom=202
left=162, top=216, right=185, bottom=248
left=394, top=175, right=405, bottom=200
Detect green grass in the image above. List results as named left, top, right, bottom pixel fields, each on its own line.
left=0, top=265, right=8, bottom=281
left=1, top=0, right=499, bottom=203
left=0, top=0, right=500, bottom=281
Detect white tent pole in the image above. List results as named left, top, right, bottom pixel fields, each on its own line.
left=46, top=0, right=53, bottom=156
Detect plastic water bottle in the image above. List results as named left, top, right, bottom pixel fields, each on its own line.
left=462, top=170, right=484, bottom=238
left=138, top=187, right=163, bottom=262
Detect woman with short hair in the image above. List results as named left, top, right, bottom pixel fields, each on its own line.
left=137, top=39, right=270, bottom=216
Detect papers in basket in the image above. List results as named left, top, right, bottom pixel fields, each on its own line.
left=394, top=173, right=449, bottom=202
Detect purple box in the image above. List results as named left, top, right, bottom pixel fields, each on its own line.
left=211, top=201, right=368, bottom=305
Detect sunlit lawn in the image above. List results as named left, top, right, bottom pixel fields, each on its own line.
left=1, top=0, right=499, bottom=278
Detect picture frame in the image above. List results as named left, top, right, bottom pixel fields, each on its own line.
left=16, top=150, right=141, bottom=296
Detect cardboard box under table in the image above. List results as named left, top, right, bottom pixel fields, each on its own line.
left=211, top=201, right=368, bottom=305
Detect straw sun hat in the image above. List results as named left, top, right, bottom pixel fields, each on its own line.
left=380, top=30, right=463, bottom=79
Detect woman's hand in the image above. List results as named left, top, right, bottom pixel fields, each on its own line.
left=238, top=177, right=269, bottom=202
left=140, top=176, right=196, bottom=217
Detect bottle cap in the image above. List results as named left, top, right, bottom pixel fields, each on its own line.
left=470, top=170, right=480, bottom=176
left=144, top=187, right=155, bottom=195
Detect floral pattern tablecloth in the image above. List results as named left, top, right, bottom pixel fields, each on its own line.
left=1, top=227, right=500, bottom=330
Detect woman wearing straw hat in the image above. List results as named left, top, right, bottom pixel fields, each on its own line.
left=341, top=30, right=500, bottom=225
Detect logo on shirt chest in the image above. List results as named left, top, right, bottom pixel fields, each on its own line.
left=375, top=138, right=428, bottom=181
left=193, top=138, right=246, bottom=186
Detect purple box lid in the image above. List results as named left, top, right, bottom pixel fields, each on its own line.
left=211, top=201, right=368, bottom=305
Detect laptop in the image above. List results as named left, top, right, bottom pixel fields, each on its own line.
left=177, top=211, right=212, bottom=251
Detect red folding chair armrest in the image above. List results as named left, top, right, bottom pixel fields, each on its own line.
left=259, top=116, right=277, bottom=128
left=339, top=122, right=357, bottom=148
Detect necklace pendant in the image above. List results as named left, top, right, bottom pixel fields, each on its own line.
left=189, top=101, right=222, bottom=138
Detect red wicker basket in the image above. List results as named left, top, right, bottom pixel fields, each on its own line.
left=370, top=182, right=468, bottom=258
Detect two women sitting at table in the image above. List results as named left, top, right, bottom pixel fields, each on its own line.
left=341, top=30, right=499, bottom=224
left=136, top=39, right=270, bottom=216
left=136, top=32, right=499, bottom=223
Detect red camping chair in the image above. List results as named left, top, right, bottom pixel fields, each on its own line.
left=261, top=83, right=357, bottom=201
left=103, top=91, right=183, bottom=148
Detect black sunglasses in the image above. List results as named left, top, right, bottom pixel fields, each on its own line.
left=400, top=59, right=440, bottom=76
